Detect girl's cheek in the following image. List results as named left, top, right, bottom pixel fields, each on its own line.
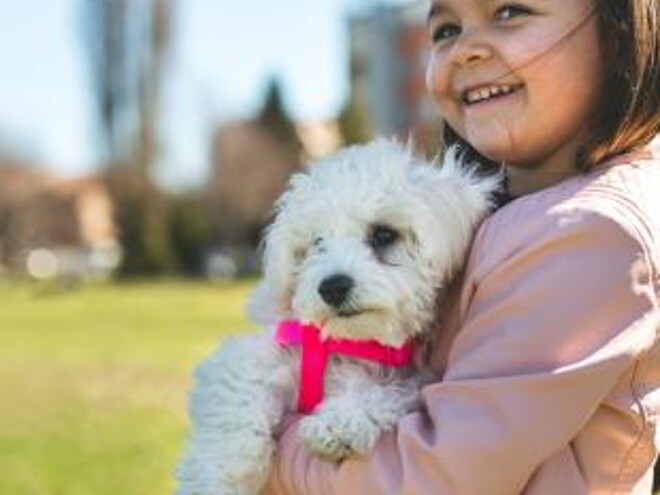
left=425, top=52, right=449, bottom=102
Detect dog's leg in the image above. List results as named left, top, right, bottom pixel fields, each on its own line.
left=176, top=332, right=297, bottom=495
left=298, top=370, right=422, bottom=461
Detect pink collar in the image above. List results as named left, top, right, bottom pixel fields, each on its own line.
left=275, top=319, right=414, bottom=413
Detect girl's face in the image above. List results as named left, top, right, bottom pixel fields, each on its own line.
left=426, top=0, right=603, bottom=172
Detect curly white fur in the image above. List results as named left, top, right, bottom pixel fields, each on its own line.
left=176, top=138, right=499, bottom=495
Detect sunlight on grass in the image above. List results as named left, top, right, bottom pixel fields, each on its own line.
left=0, top=280, right=258, bottom=495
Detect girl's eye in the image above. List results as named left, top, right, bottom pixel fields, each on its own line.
left=430, top=23, right=461, bottom=43
left=495, top=4, right=533, bottom=21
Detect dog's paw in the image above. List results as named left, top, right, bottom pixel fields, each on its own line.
left=298, top=408, right=380, bottom=461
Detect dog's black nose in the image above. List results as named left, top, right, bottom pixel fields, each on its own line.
left=318, top=274, right=354, bottom=307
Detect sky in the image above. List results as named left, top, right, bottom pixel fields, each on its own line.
left=0, top=0, right=417, bottom=189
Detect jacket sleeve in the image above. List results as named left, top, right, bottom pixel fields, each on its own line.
left=263, top=204, right=659, bottom=495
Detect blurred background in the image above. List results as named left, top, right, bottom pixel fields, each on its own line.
left=0, top=1, right=443, bottom=493
left=0, top=0, right=441, bottom=283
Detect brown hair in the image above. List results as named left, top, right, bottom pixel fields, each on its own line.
left=442, top=0, right=660, bottom=173
left=587, top=0, right=659, bottom=167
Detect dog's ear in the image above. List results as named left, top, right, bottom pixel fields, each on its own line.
left=433, top=145, right=501, bottom=216
left=245, top=218, right=294, bottom=325
left=246, top=173, right=309, bottom=325
left=407, top=148, right=500, bottom=276
left=245, top=279, right=279, bottom=326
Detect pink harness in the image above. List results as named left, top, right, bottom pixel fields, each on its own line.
left=275, top=319, right=414, bottom=413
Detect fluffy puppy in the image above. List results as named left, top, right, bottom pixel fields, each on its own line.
left=177, top=138, right=497, bottom=495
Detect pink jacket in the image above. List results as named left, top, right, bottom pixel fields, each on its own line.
left=264, top=138, right=660, bottom=495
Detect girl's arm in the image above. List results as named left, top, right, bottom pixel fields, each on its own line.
left=263, top=197, right=659, bottom=495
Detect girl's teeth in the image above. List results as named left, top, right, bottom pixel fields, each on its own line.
left=464, top=84, right=520, bottom=104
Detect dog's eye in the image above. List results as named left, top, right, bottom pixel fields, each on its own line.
left=368, top=224, right=400, bottom=250
left=310, top=236, right=326, bottom=253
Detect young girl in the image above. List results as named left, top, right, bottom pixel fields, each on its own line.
left=263, top=0, right=660, bottom=493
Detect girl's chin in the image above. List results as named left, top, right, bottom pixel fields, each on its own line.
left=471, top=144, right=521, bottom=164
left=467, top=138, right=535, bottom=166
left=451, top=125, right=533, bottom=164
left=464, top=132, right=518, bottom=159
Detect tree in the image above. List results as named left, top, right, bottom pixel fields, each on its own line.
left=256, top=78, right=304, bottom=157
left=167, top=192, right=213, bottom=277
left=81, top=0, right=175, bottom=276
left=337, top=95, right=373, bottom=146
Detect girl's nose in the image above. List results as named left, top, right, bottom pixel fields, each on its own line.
left=450, top=30, right=493, bottom=67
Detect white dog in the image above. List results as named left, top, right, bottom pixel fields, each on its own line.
left=177, top=138, right=497, bottom=495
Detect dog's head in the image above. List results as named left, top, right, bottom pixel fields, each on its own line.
left=248, top=138, right=498, bottom=346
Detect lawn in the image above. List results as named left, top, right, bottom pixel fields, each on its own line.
left=0, top=279, right=258, bottom=495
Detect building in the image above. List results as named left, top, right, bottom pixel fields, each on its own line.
left=346, top=0, right=440, bottom=151
left=0, top=164, right=119, bottom=279
left=209, top=121, right=303, bottom=248
left=295, top=120, right=342, bottom=161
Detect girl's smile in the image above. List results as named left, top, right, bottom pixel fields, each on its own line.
left=460, top=82, right=524, bottom=105
left=459, top=82, right=525, bottom=118
left=426, top=0, right=603, bottom=193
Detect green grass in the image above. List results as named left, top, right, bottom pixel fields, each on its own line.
left=0, top=280, right=258, bottom=495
